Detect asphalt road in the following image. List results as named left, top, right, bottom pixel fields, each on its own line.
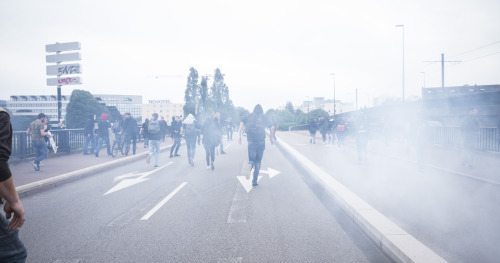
left=18, top=139, right=390, bottom=263
left=275, top=132, right=500, bottom=263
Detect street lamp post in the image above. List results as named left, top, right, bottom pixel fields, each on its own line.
left=330, top=73, right=336, bottom=116
left=395, top=24, right=405, bottom=102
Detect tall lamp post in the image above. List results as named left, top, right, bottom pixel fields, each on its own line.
left=395, top=24, right=405, bottom=102
left=330, top=73, right=336, bottom=116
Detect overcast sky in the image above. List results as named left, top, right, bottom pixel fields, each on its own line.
left=1, top=0, right=499, bottom=111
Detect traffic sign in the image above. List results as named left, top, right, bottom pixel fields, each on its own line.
left=47, top=77, right=82, bottom=86
left=46, top=52, right=81, bottom=63
left=45, top=42, right=81, bottom=53
left=46, top=63, right=81, bottom=76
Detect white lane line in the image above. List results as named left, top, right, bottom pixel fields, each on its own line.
left=140, top=182, right=188, bottom=221
left=227, top=161, right=250, bottom=223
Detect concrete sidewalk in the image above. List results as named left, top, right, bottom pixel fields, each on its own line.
left=10, top=139, right=178, bottom=196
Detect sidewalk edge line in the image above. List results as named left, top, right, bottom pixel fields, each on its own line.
left=274, top=134, right=447, bottom=263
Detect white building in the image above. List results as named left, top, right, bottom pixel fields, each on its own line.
left=6, top=94, right=142, bottom=124
left=296, top=97, right=355, bottom=115
left=142, top=100, right=184, bottom=124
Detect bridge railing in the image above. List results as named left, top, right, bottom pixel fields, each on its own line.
left=289, top=125, right=500, bottom=152
left=11, top=127, right=145, bottom=159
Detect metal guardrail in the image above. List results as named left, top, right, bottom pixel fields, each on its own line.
left=11, top=127, right=145, bottom=159
left=289, top=125, right=500, bottom=152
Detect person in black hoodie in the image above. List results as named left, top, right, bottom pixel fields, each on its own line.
left=95, top=113, right=111, bottom=157
left=202, top=116, right=219, bottom=170
left=170, top=116, right=182, bottom=158
left=122, top=112, right=138, bottom=155
left=83, top=114, right=95, bottom=155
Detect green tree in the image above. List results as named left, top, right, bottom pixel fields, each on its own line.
left=66, top=90, right=108, bottom=128
left=183, top=67, right=199, bottom=117
left=209, top=68, right=236, bottom=121
left=285, top=101, right=294, bottom=114
left=236, top=107, right=250, bottom=124
left=308, top=109, right=329, bottom=120
left=197, top=76, right=209, bottom=119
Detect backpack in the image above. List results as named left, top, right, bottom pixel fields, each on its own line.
left=148, top=120, right=160, bottom=134
left=185, top=123, right=197, bottom=138
left=337, top=125, right=345, bottom=132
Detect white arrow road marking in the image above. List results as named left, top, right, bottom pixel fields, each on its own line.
left=104, top=162, right=173, bottom=195
left=141, top=182, right=188, bottom=220
left=259, top=167, right=281, bottom=178
left=236, top=176, right=262, bottom=193
left=113, top=171, right=140, bottom=182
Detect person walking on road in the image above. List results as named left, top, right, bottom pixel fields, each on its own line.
left=336, top=119, right=346, bottom=148
left=238, top=104, right=276, bottom=188
left=183, top=114, right=198, bottom=167
left=318, top=116, right=328, bottom=144
left=159, top=116, right=168, bottom=143
left=308, top=118, right=317, bottom=144
left=146, top=113, right=161, bottom=168
left=122, top=112, right=138, bottom=155
left=140, top=118, right=149, bottom=148
left=226, top=117, right=234, bottom=141
left=27, top=113, right=52, bottom=171
left=460, top=108, right=480, bottom=169
left=170, top=116, right=182, bottom=158
left=214, top=112, right=226, bottom=154
left=0, top=108, right=27, bottom=262
left=95, top=113, right=111, bottom=157
left=83, top=114, right=95, bottom=155
left=202, top=116, right=220, bottom=170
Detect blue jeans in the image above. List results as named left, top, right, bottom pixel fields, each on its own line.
left=148, top=139, right=161, bottom=166
left=96, top=135, right=111, bottom=155
left=83, top=134, right=95, bottom=154
left=186, top=138, right=196, bottom=162
left=0, top=215, right=27, bottom=262
left=170, top=136, right=181, bottom=156
left=248, top=142, right=265, bottom=185
left=33, top=141, right=48, bottom=165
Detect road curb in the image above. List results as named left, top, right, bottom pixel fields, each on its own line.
left=16, top=145, right=174, bottom=198
left=274, top=134, right=447, bottom=263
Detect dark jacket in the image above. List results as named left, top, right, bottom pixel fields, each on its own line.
left=244, top=113, right=269, bottom=143
left=171, top=120, right=182, bottom=138
left=97, top=120, right=110, bottom=136
left=147, top=119, right=162, bottom=141
left=0, top=109, right=12, bottom=162
left=202, top=119, right=219, bottom=146
left=123, top=116, right=138, bottom=135
left=84, top=117, right=94, bottom=136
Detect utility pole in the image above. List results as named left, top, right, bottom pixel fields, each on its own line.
left=424, top=53, right=460, bottom=93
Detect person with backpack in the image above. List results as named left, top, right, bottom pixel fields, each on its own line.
left=146, top=113, right=161, bottom=168
left=202, top=116, right=219, bottom=170
left=308, top=118, right=317, bottom=144
left=183, top=114, right=198, bottom=167
left=170, top=116, right=182, bottom=158
left=336, top=119, right=346, bottom=148
left=238, top=104, right=276, bottom=188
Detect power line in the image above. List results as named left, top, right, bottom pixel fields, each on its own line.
left=449, top=40, right=500, bottom=59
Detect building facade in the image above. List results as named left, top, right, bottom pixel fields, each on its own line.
left=6, top=94, right=142, bottom=124
left=142, top=100, right=184, bottom=124
left=296, top=97, right=353, bottom=116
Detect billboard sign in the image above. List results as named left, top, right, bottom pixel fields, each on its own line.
left=45, top=42, right=81, bottom=53
left=47, top=77, right=82, bottom=86
left=46, top=52, right=81, bottom=63
left=46, top=63, right=81, bottom=76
